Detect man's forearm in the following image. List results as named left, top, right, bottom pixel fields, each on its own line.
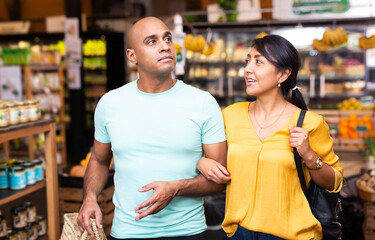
left=174, top=174, right=225, bottom=197
left=83, top=160, right=110, bottom=201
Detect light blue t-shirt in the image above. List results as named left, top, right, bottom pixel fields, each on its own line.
left=94, top=80, right=226, bottom=238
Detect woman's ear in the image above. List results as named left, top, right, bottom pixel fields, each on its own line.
left=126, top=49, right=137, bottom=65
left=279, top=68, right=291, bottom=84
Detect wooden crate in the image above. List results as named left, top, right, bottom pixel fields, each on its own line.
left=363, top=220, right=375, bottom=240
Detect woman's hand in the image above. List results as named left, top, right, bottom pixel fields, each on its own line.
left=197, top=157, right=231, bottom=184
left=288, top=126, right=317, bottom=168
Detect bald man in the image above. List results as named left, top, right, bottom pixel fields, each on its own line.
left=77, top=17, right=227, bottom=240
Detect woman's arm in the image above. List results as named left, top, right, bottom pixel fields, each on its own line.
left=289, top=126, right=337, bottom=191
left=197, top=156, right=231, bottom=184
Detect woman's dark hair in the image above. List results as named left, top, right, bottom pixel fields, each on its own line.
left=251, top=35, right=308, bottom=110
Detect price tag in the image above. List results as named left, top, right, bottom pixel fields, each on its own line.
left=329, top=125, right=338, bottom=131
left=356, top=125, right=368, bottom=133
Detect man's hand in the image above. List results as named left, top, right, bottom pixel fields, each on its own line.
left=77, top=198, right=103, bottom=237
left=135, top=181, right=179, bottom=221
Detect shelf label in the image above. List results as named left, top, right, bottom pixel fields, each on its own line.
left=356, top=125, right=368, bottom=133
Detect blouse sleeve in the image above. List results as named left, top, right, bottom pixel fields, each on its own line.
left=308, top=114, right=343, bottom=192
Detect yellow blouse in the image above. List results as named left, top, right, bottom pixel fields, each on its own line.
left=221, top=102, right=343, bottom=240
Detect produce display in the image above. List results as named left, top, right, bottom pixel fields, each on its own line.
left=337, top=97, right=374, bottom=111
left=338, top=113, right=374, bottom=139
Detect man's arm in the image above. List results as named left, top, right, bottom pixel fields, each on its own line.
left=135, top=141, right=227, bottom=220
left=77, top=139, right=112, bottom=237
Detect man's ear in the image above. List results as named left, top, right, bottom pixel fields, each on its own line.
left=126, top=49, right=137, bottom=65
left=279, top=68, right=291, bottom=84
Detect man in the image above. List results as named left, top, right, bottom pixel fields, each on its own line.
left=77, top=16, right=227, bottom=240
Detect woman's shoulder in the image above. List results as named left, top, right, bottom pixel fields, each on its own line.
left=304, top=110, right=326, bottom=130
left=223, top=101, right=250, bottom=114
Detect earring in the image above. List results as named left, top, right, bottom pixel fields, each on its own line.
left=278, top=83, right=281, bottom=87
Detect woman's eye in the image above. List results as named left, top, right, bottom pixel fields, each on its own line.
left=244, top=60, right=249, bottom=65
left=256, top=59, right=263, bottom=64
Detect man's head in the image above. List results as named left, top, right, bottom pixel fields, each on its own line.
left=126, top=17, right=176, bottom=77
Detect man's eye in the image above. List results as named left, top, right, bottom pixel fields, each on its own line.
left=148, top=40, right=156, bottom=45
left=165, top=37, right=172, bottom=42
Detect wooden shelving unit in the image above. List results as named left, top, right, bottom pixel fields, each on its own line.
left=21, top=65, right=67, bottom=168
left=0, top=119, right=60, bottom=239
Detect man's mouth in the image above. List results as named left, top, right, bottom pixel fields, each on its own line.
left=159, top=56, right=174, bottom=61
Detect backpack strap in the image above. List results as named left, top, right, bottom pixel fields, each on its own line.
left=293, top=110, right=308, bottom=196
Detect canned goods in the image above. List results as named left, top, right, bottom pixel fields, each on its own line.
left=8, top=166, right=26, bottom=190
left=25, top=222, right=38, bottom=240
left=0, top=211, right=7, bottom=238
left=0, top=103, right=9, bottom=127
left=23, top=162, right=35, bottom=185
left=27, top=100, right=40, bottom=121
left=30, top=159, right=43, bottom=181
left=36, top=216, right=47, bottom=236
left=16, top=101, right=29, bottom=123
left=6, top=230, right=18, bottom=240
left=5, top=101, right=19, bottom=125
left=14, top=227, right=27, bottom=240
left=11, top=206, right=27, bottom=228
left=0, top=166, right=8, bottom=189
left=13, top=160, right=26, bottom=167
left=24, top=202, right=37, bottom=223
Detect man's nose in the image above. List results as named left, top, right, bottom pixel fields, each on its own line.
left=160, top=41, right=171, bottom=52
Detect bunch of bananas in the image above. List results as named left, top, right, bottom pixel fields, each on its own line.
left=312, top=27, right=348, bottom=51
left=184, top=34, right=206, bottom=52
left=322, top=27, right=348, bottom=47
left=201, top=42, right=215, bottom=56
left=312, top=39, right=330, bottom=51
left=358, top=35, right=375, bottom=49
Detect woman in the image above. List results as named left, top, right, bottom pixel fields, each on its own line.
left=197, top=35, right=343, bottom=240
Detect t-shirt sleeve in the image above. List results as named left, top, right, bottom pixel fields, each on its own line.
left=94, top=94, right=111, bottom=143
left=201, top=93, right=226, bottom=144
left=309, top=114, right=343, bottom=192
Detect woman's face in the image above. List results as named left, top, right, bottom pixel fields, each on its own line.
left=244, top=47, right=284, bottom=97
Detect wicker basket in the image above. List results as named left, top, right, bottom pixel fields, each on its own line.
left=356, top=180, right=375, bottom=202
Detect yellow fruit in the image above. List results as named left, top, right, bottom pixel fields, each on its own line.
left=174, top=43, right=182, bottom=53
left=255, top=32, right=268, bottom=39
left=201, top=42, right=215, bottom=56
left=196, top=35, right=206, bottom=52
left=184, top=34, right=194, bottom=51
left=312, top=39, right=330, bottom=51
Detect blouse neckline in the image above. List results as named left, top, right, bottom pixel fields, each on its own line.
left=245, top=102, right=301, bottom=143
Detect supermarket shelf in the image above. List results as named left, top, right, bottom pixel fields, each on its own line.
left=186, top=60, right=225, bottom=65
left=29, top=65, right=61, bottom=71
left=0, top=181, right=46, bottom=205
left=0, top=119, right=54, bottom=141
left=186, top=16, right=375, bottom=30
left=324, top=76, right=365, bottom=81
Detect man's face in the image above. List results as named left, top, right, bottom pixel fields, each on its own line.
left=128, top=18, right=177, bottom=76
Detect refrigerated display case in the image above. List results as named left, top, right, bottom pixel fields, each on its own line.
left=184, top=24, right=369, bottom=107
